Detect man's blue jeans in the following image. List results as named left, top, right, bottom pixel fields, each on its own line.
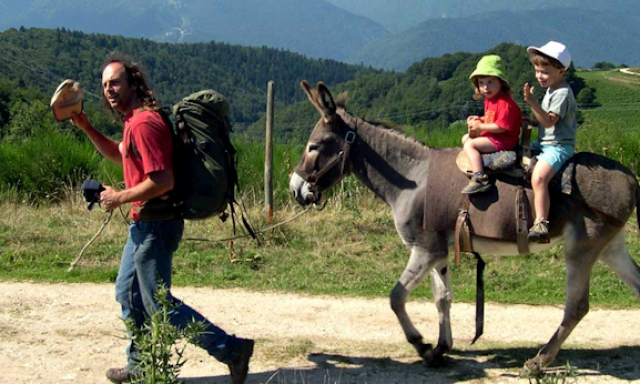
left=115, top=219, right=236, bottom=368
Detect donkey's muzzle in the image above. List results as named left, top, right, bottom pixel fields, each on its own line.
left=290, top=172, right=321, bottom=206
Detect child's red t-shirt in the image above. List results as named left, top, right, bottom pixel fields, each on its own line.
left=479, top=92, right=522, bottom=151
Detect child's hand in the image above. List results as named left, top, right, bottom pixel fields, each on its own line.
left=467, top=115, right=481, bottom=130
left=469, top=119, right=481, bottom=131
left=468, top=120, right=481, bottom=138
left=523, top=83, right=537, bottom=106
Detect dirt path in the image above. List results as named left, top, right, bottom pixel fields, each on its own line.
left=1, top=282, right=639, bottom=384
left=620, top=68, right=640, bottom=76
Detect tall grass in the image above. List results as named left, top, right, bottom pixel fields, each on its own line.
left=0, top=128, right=122, bottom=203
left=0, top=130, right=300, bottom=205
left=234, top=140, right=304, bottom=207
left=0, top=130, right=362, bottom=207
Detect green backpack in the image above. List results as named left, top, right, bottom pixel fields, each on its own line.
left=170, top=89, right=237, bottom=220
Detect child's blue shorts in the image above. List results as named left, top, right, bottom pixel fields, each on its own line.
left=531, top=142, right=575, bottom=172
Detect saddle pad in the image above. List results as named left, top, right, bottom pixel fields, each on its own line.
left=456, top=150, right=523, bottom=178
left=424, top=148, right=534, bottom=241
left=457, top=150, right=574, bottom=194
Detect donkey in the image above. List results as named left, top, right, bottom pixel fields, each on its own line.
left=289, top=80, right=640, bottom=372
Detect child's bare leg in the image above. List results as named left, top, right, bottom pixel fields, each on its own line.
left=461, top=137, right=496, bottom=194
left=463, top=137, right=496, bottom=173
left=531, top=160, right=556, bottom=219
left=529, top=160, right=556, bottom=243
left=461, top=133, right=469, bottom=146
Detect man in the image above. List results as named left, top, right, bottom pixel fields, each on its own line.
left=71, top=57, right=254, bottom=384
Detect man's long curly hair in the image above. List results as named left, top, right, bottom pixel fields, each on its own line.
left=101, top=54, right=161, bottom=120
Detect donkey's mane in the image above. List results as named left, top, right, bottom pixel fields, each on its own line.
left=336, top=93, right=427, bottom=153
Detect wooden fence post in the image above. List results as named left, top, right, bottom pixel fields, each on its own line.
left=265, top=81, right=274, bottom=222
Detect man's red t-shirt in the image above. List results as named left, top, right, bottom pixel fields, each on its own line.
left=479, top=92, right=522, bottom=151
left=120, top=110, right=173, bottom=221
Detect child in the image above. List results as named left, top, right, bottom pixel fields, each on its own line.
left=523, top=41, right=577, bottom=243
left=461, top=55, right=522, bottom=194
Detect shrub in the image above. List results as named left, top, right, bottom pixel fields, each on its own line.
left=124, top=284, right=205, bottom=384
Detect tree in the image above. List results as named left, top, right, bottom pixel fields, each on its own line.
left=5, top=100, right=56, bottom=142
left=0, top=81, right=11, bottom=130
left=576, top=87, right=596, bottom=107
left=593, top=62, right=616, bottom=71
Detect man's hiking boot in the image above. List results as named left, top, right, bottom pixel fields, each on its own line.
left=228, top=337, right=254, bottom=384
left=106, top=367, right=138, bottom=384
left=528, top=218, right=550, bottom=244
left=461, top=173, right=490, bottom=194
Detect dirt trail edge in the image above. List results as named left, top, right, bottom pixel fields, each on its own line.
left=1, top=281, right=639, bottom=384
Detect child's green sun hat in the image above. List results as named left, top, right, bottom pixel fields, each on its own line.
left=469, top=55, right=508, bottom=85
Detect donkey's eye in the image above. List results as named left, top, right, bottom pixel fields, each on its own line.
left=308, top=144, right=320, bottom=152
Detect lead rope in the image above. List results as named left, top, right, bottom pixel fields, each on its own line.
left=68, top=203, right=324, bottom=272
left=183, top=203, right=320, bottom=243
left=68, top=210, right=113, bottom=272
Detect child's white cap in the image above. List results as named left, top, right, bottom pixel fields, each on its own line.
left=527, top=41, right=572, bottom=70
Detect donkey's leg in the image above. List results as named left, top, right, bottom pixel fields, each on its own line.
left=390, top=244, right=450, bottom=364
left=525, top=219, right=617, bottom=373
left=599, top=230, right=640, bottom=300
left=427, top=256, right=453, bottom=363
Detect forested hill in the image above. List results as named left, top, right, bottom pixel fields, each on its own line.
left=246, top=43, right=589, bottom=143
left=0, top=27, right=375, bottom=130
left=0, top=0, right=388, bottom=62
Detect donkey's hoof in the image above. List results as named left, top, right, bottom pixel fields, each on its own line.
left=418, top=343, right=446, bottom=367
left=520, top=358, right=543, bottom=378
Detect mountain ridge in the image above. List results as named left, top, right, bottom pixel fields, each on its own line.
left=347, top=7, right=640, bottom=70
left=325, top=0, right=637, bottom=32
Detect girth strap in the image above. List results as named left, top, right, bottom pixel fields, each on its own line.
left=516, top=185, right=530, bottom=255
left=454, top=198, right=472, bottom=267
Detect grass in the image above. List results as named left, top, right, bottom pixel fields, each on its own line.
left=575, top=70, right=640, bottom=173
left=1, top=192, right=640, bottom=308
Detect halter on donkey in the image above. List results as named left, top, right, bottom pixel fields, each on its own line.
left=289, top=80, right=640, bottom=373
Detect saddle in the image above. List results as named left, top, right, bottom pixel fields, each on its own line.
left=452, top=123, right=537, bottom=264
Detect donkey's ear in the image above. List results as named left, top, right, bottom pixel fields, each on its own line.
left=316, top=82, right=336, bottom=121
left=301, top=80, right=326, bottom=118
left=300, top=80, right=315, bottom=102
